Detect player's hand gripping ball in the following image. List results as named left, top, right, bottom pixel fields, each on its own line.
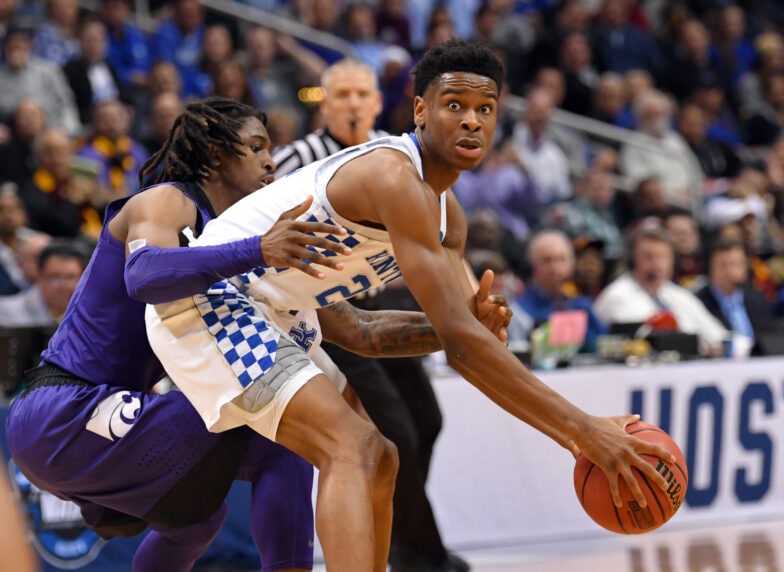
left=573, top=421, right=688, bottom=534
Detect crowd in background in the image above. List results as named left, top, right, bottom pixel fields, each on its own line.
left=2, top=0, right=784, bottom=363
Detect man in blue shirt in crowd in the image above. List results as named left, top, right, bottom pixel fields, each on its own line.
left=517, top=229, right=607, bottom=352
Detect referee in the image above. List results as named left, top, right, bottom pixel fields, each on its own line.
left=272, top=59, right=469, bottom=572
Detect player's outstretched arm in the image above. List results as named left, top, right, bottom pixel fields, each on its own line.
left=359, top=162, right=675, bottom=509
left=116, top=190, right=350, bottom=303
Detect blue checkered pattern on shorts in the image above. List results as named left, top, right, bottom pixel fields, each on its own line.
left=194, top=281, right=279, bottom=388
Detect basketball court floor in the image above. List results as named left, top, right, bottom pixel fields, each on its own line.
left=312, top=515, right=784, bottom=571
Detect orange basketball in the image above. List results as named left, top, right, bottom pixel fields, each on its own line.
left=573, top=420, right=688, bottom=534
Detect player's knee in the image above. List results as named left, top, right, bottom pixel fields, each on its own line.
left=338, top=423, right=395, bottom=480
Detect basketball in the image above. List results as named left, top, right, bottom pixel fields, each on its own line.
left=573, top=420, right=688, bottom=535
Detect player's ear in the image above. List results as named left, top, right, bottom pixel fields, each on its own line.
left=413, top=95, right=426, bottom=128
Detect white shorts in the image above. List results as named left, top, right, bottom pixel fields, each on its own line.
left=145, top=282, right=345, bottom=441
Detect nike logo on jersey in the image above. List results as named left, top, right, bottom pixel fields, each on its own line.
left=85, top=391, right=142, bottom=441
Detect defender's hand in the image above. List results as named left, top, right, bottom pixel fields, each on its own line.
left=261, top=196, right=351, bottom=278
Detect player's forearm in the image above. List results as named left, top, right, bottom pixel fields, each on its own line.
left=441, top=323, right=591, bottom=451
left=125, top=237, right=264, bottom=303
left=321, top=304, right=442, bottom=357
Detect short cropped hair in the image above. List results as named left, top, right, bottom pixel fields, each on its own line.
left=413, top=39, right=505, bottom=97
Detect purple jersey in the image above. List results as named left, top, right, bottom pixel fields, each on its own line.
left=43, top=182, right=215, bottom=391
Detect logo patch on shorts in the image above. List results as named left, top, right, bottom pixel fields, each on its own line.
left=85, top=391, right=142, bottom=441
left=289, top=321, right=317, bottom=351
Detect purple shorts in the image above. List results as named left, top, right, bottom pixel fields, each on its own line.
left=6, top=367, right=314, bottom=570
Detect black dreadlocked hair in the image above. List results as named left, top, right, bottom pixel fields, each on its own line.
left=138, top=97, right=268, bottom=186
left=412, top=39, right=505, bottom=97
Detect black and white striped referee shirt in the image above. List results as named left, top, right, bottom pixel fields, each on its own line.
left=271, top=128, right=389, bottom=177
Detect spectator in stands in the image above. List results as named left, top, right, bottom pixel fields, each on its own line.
left=508, top=88, right=572, bottom=206
left=528, top=66, right=589, bottom=176
left=0, top=20, right=81, bottom=136
left=281, top=0, right=344, bottom=64
left=539, top=169, right=625, bottom=260
left=738, top=32, right=784, bottom=117
left=466, top=208, right=527, bottom=279
left=517, top=229, right=608, bottom=353
left=677, top=102, right=742, bottom=180
left=530, top=0, right=590, bottom=74
left=62, top=17, right=125, bottom=126
left=0, top=182, right=34, bottom=294
left=149, top=0, right=208, bottom=99
left=621, top=89, right=704, bottom=217
left=16, top=230, right=51, bottom=286
left=743, top=72, right=784, bottom=147
left=340, top=3, right=392, bottom=76
left=572, top=236, right=608, bottom=300
left=20, top=129, right=100, bottom=238
left=76, top=99, right=148, bottom=201
left=696, top=238, right=774, bottom=356
left=662, top=19, right=731, bottom=104
left=211, top=59, right=254, bottom=106
left=624, top=68, right=653, bottom=105
left=709, top=5, right=756, bottom=88
left=200, top=23, right=235, bottom=90
left=624, top=177, right=669, bottom=230
left=140, top=91, right=183, bottom=155
left=594, top=226, right=728, bottom=354
left=33, top=0, right=80, bottom=66
left=453, top=144, right=539, bottom=242
left=487, top=0, right=537, bottom=94
left=591, top=0, right=664, bottom=80
left=559, top=31, right=598, bottom=117
left=129, top=60, right=182, bottom=141
left=664, top=208, right=705, bottom=291
left=470, top=2, right=498, bottom=47
left=244, top=26, right=326, bottom=129
left=691, top=72, right=742, bottom=148
left=591, top=73, right=635, bottom=131
left=0, top=98, right=46, bottom=187
left=100, top=0, right=150, bottom=89
left=375, top=0, right=412, bottom=50
left=0, top=238, right=88, bottom=327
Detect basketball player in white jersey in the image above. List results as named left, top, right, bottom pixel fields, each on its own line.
left=147, top=40, right=676, bottom=572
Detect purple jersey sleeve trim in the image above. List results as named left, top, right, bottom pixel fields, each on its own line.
left=125, top=236, right=264, bottom=303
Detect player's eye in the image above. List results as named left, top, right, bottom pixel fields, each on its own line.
left=448, top=101, right=460, bottom=111
left=480, top=104, right=493, bottom=114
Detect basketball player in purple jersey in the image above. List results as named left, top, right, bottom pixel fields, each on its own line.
left=5, top=98, right=362, bottom=572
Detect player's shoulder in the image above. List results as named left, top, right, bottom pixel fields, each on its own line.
left=125, top=182, right=199, bottom=217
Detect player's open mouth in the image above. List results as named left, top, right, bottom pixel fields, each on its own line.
left=456, top=139, right=483, bottom=158
left=259, top=175, right=275, bottom=188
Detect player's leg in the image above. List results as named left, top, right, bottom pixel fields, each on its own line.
left=241, top=437, right=315, bottom=572
left=252, top=373, right=399, bottom=572
left=132, top=502, right=228, bottom=572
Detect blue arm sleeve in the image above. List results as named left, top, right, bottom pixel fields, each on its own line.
left=125, top=236, right=264, bottom=304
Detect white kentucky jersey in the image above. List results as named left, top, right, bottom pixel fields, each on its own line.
left=195, top=133, right=447, bottom=312
left=146, top=133, right=442, bottom=434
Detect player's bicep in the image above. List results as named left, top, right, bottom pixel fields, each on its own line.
left=381, top=215, right=473, bottom=334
